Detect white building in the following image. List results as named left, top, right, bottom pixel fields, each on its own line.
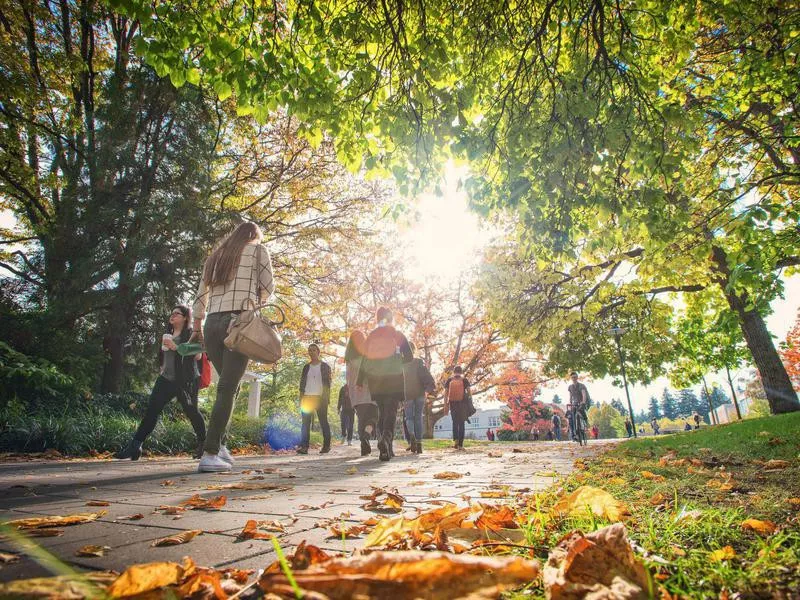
left=433, top=408, right=503, bottom=439
left=712, top=396, right=753, bottom=424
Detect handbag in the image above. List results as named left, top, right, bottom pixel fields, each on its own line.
left=224, top=299, right=284, bottom=364
left=199, top=353, right=212, bottom=389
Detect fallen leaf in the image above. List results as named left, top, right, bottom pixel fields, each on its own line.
left=259, top=550, right=539, bottom=599
left=649, top=493, right=669, bottom=507
left=608, top=477, right=626, bottom=485
left=675, top=509, right=703, bottom=523
left=27, top=528, right=65, bottom=537
left=179, top=494, right=227, bottom=510
left=552, top=486, right=629, bottom=522
left=488, top=451, right=503, bottom=458
left=221, top=567, right=255, bottom=584
left=346, top=466, right=358, bottom=475
left=161, top=479, right=175, bottom=486
left=543, top=523, right=649, bottom=599
left=434, top=471, right=463, bottom=480
left=328, top=524, right=367, bottom=538
left=480, top=491, right=508, bottom=498
left=4, top=512, right=106, bottom=530
left=155, top=505, right=185, bottom=515
left=238, top=519, right=288, bottom=540
left=75, top=545, right=110, bottom=557
left=0, top=573, right=117, bottom=599
left=108, top=558, right=195, bottom=596
left=177, top=568, right=229, bottom=598
left=763, top=459, right=791, bottom=470
left=118, top=513, right=144, bottom=521
left=640, top=471, right=666, bottom=482
left=709, top=546, right=736, bottom=562
left=0, top=552, right=19, bottom=563
left=85, top=500, right=111, bottom=507
left=151, top=529, right=203, bottom=547
left=741, top=519, right=777, bottom=535
left=787, top=498, right=800, bottom=508
left=206, top=483, right=292, bottom=491
left=403, top=468, right=419, bottom=474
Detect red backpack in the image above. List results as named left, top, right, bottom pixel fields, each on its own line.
left=199, top=353, right=212, bottom=389
left=447, top=377, right=465, bottom=402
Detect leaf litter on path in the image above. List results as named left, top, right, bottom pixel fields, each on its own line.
left=551, top=486, right=630, bottom=522
left=3, top=511, right=106, bottom=530
left=151, top=529, right=203, bottom=547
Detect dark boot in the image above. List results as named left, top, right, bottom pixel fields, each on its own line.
left=416, top=441, right=423, bottom=454
left=361, top=438, right=371, bottom=456
left=296, top=446, right=308, bottom=455
left=377, top=434, right=390, bottom=461
left=115, top=439, right=142, bottom=461
left=320, top=442, right=331, bottom=454
left=405, top=433, right=416, bottom=452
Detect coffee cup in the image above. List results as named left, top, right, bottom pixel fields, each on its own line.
left=162, top=333, right=173, bottom=351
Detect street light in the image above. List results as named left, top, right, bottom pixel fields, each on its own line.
left=608, top=325, right=637, bottom=438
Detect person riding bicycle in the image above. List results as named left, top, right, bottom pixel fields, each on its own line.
left=567, top=372, right=590, bottom=440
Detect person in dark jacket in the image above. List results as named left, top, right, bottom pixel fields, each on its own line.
left=297, top=343, right=332, bottom=454
left=337, top=384, right=355, bottom=445
left=403, top=342, right=435, bottom=454
left=356, top=307, right=413, bottom=461
left=115, top=305, right=205, bottom=460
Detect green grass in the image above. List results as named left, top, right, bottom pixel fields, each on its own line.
left=500, top=412, right=800, bottom=599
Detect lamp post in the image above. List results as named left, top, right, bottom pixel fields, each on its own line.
left=609, top=325, right=636, bottom=438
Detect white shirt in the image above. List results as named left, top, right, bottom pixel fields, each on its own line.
left=305, top=363, right=323, bottom=396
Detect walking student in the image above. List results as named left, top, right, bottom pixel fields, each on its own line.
left=551, top=412, right=562, bottom=441
left=115, top=305, right=205, bottom=461
left=297, top=343, right=332, bottom=454
left=192, top=222, right=274, bottom=472
left=337, top=383, right=355, bottom=446
left=402, top=342, right=435, bottom=454
left=345, top=330, right=378, bottom=456
left=356, top=307, right=413, bottom=461
left=443, top=366, right=471, bottom=450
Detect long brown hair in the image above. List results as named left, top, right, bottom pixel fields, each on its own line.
left=202, top=222, right=262, bottom=287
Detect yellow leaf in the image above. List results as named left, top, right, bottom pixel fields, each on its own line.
left=608, top=477, right=626, bottom=485
left=4, top=512, right=106, bottom=529
left=552, top=486, right=630, bottom=522
left=786, top=498, right=800, bottom=508
left=151, top=529, right=203, bottom=547
left=346, top=466, right=358, bottom=475
left=640, top=471, right=666, bottom=482
left=76, top=545, right=110, bottom=557
left=709, top=546, right=736, bottom=562
left=434, top=471, right=463, bottom=480
left=108, top=559, right=194, bottom=597
left=741, top=519, right=777, bottom=535
left=763, top=459, right=791, bottom=470
left=1, top=573, right=117, bottom=598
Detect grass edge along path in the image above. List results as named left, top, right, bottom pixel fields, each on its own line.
left=507, top=413, right=800, bottom=599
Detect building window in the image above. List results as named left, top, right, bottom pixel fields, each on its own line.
left=488, top=417, right=500, bottom=427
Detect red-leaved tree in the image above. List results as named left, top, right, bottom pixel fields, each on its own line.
left=780, top=309, right=800, bottom=390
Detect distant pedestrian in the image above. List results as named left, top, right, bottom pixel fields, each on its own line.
left=345, top=330, right=377, bottom=456
left=651, top=418, right=660, bottom=435
left=532, top=427, right=540, bottom=441
left=693, top=412, right=701, bottom=429
left=546, top=429, right=554, bottom=441
left=403, top=342, right=436, bottom=454
left=115, top=305, right=205, bottom=461
left=297, top=343, right=332, bottom=455
left=624, top=418, right=633, bottom=438
left=591, top=424, right=599, bottom=439
left=552, top=413, right=562, bottom=441
left=356, top=307, right=413, bottom=461
left=684, top=422, right=692, bottom=431
left=444, top=366, right=471, bottom=450
left=337, top=384, right=354, bottom=446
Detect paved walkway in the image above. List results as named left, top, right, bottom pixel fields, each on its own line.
left=0, top=440, right=616, bottom=582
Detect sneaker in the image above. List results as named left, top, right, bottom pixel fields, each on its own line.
left=198, top=453, right=232, bottom=473
left=378, top=439, right=390, bottom=462
left=361, top=439, right=371, bottom=456
left=296, top=447, right=308, bottom=455
left=347, top=440, right=352, bottom=446
left=415, top=442, right=423, bottom=454
left=320, top=444, right=331, bottom=454
left=218, top=445, right=234, bottom=465
left=115, top=439, right=142, bottom=461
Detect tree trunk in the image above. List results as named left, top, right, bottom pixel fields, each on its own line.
left=100, top=269, right=134, bottom=394
left=711, top=246, right=799, bottom=414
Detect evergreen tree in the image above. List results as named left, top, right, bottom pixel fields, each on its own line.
left=647, top=397, right=661, bottom=420
left=610, top=398, right=627, bottom=415
left=660, top=389, right=678, bottom=420
left=710, top=387, right=729, bottom=409
left=551, top=394, right=562, bottom=405
left=677, top=389, right=699, bottom=417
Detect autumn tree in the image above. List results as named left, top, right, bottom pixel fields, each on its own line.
left=780, top=310, right=800, bottom=390
left=496, top=365, right=550, bottom=436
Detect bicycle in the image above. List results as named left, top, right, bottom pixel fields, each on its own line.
left=573, top=412, right=588, bottom=446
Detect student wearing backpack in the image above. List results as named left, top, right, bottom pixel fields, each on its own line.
left=403, top=342, right=436, bottom=454
left=443, top=366, right=471, bottom=450
left=345, top=330, right=378, bottom=456
left=115, top=305, right=205, bottom=461
left=356, top=307, right=413, bottom=461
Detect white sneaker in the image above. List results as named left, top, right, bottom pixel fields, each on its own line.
left=198, top=453, right=232, bottom=472
left=218, top=445, right=235, bottom=465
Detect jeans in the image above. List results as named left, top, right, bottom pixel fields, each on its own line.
left=451, top=401, right=467, bottom=446
left=300, top=396, right=331, bottom=449
left=372, top=392, right=402, bottom=444
left=203, top=312, right=249, bottom=454
left=134, top=376, right=206, bottom=443
left=355, top=404, right=378, bottom=441
left=404, top=395, right=425, bottom=441
left=554, top=424, right=562, bottom=441
left=340, top=409, right=355, bottom=441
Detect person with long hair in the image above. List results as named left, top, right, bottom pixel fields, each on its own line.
left=356, top=308, right=413, bottom=461
left=345, top=330, right=378, bottom=456
left=115, top=305, right=205, bottom=460
left=192, top=222, right=274, bottom=472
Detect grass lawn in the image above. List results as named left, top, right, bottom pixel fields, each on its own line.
left=506, top=413, right=800, bottom=599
